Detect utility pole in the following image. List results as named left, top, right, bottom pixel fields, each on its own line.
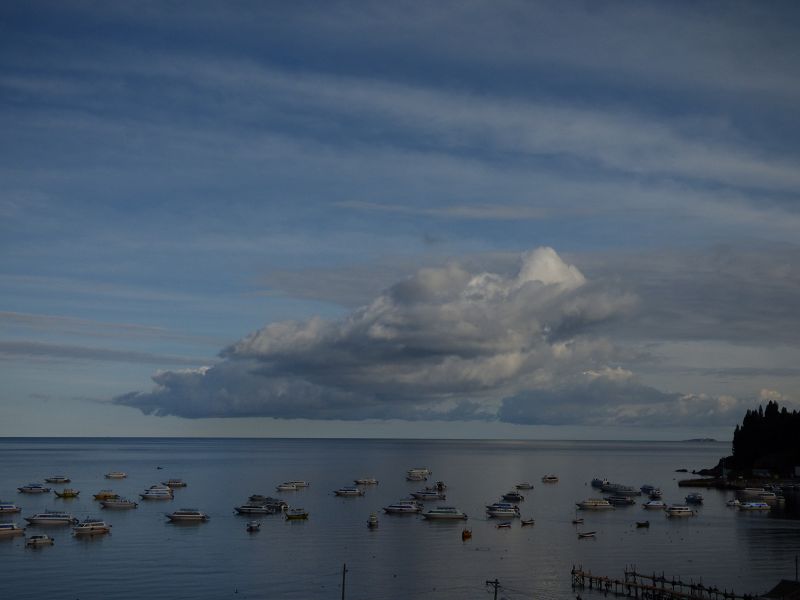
left=486, top=578, right=500, bottom=600
left=341, top=563, right=348, bottom=600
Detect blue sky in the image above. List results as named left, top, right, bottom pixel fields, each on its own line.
left=2, top=1, right=799, bottom=439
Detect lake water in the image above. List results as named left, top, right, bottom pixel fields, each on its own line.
left=0, top=438, right=796, bottom=599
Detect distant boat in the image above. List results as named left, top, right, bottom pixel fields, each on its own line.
left=642, top=500, right=666, bottom=510
left=0, top=522, right=25, bottom=538
left=100, top=498, right=138, bottom=510
left=354, top=478, right=379, bottom=485
left=93, top=490, right=120, bottom=501
left=18, top=483, right=50, bottom=494
left=541, top=475, right=559, bottom=483
left=334, top=487, right=365, bottom=497
left=576, top=498, right=614, bottom=510
left=25, top=511, right=78, bottom=526
left=0, top=501, right=22, bottom=514
left=53, top=488, right=80, bottom=498
left=44, top=476, right=70, bottom=484
left=285, top=508, right=309, bottom=520
left=276, top=482, right=298, bottom=492
left=26, top=534, right=55, bottom=547
left=367, top=513, right=379, bottom=529
left=73, top=518, right=111, bottom=536
left=737, top=502, right=771, bottom=511
left=636, top=521, right=650, bottom=528
left=235, top=502, right=275, bottom=515
left=515, top=482, right=534, bottom=490
left=383, top=500, right=423, bottom=514
left=162, top=479, right=187, bottom=488
left=502, top=491, right=524, bottom=502
left=520, top=518, right=535, bottom=526
left=246, top=521, right=261, bottom=532
left=104, top=472, right=127, bottom=479
left=685, top=493, right=704, bottom=505
left=578, top=531, right=596, bottom=538
left=665, top=504, right=695, bottom=517
left=422, top=506, right=468, bottom=520
left=461, top=528, right=472, bottom=540
left=166, top=508, right=209, bottom=522
left=496, top=521, right=512, bottom=529
left=572, top=517, right=584, bottom=524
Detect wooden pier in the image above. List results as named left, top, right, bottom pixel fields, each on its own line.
left=571, top=566, right=758, bottom=600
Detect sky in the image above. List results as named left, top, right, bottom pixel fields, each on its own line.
left=1, top=1, right=799, bottom=440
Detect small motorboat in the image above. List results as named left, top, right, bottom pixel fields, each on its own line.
left=578, top=531, right=596, bottom=539
left=541, top=475, right=559, bottom=483
left=502, top=491, right=524, bottom=502
left=285, top=508, right=309, bottom=520
left=162, top=479, right=187, bottom=488
left=636, top=521, right=650, bottom=528
left=520, top=518, right=535, bottom=526
left=73, top=518, right=111, bottom=536
left=54, top=489, right=80, bottom=499
left=104, top=472, right=127, bottom=479
left=26, top=534, right=55, bottom=547
left=0, top=523, right=26, bottom=538
left=461, top=528, right=472, bottom=540
left=0, top=501, right=22, bottom=514
left=276, top=482, right=298, bottom=492
left=246, top=521, right=261, bottom=532
left=515, top=482, right=534, bottom=490
left=496, top=521, right=512, bottom=529
left=367, top=513, right=379, bottom=529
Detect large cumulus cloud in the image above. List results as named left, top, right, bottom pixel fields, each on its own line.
left=116, top=247, right=644, bottom=421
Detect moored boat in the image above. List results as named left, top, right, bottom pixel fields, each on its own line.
left=0, top=501, right=22, bottom=514
left=334, top=486, right=365, bottom=497
left=422, top=506, right=467, bottom=520
left=496, top=521, right=512, bottom=529
left=578, top=531, right=596, bottom=538
left=104, top=472, right=127, bottom=479
left=26, top=534, right=54, bottom=547
left=502, top=491, right=524, bottom=502
left=24, top=510, right=78, bottom=526
left=44, top=476, right=70, bottom=484
left=520, top=518, right=535, bottom=526
left=606, top=495, right=636, bottom=506
left=100, top=498, right=138, bottom=509
left=642, top=500, right=666, bottom=510
left=139, top=487, right=173, bottom=500
left=738, top=501, right=771, bottom=511
left=285, top=508, right=309, bottom=520
left=515, top=482, right=534, bottom=490
left=410, top=489, right=445, bottom=501
left=591, top=478, right=608, bottom=488
left=576, top=498, right=614, bottom=510
left=54, top=489, right=80, bottom=499
left=685, top=493, right=704, bottom=505
left=18, top=483, right=50, bottom=494
left=383, top=500, right=423, bottom=514
left=246, top=521, right=261, bottom=532
left=167, top=508, right=209, bottom=522
left=665, top=504, right=695, bottom=517
left=486, top=502, right=521, bottom=518
left=235, top=502, right=275, bottom=515
left=276, top=482, right=298, bottom=492
left=0, top=522, right=25, bottom=537
left=636, top=521, right=650, bottom=528
left=287, top=481, right=310, bottom=488
left=73, top=518, right=111, bottom=536
left=541, top=475, right=559, bottom=483
left=354, top=478, right=379, bottom=485
left=93, top=490, right=119, bottom=501
left=162, top=479, right=187, bottom=488
left=367, top=513, right=379, bottom=528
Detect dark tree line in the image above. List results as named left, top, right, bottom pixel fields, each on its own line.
left=731, top=401, right=800, bottom=474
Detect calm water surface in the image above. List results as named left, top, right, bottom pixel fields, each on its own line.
left=0, top=438, right=796, bottom=599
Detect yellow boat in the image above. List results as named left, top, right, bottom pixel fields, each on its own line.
left=93, top=490, right=119, bottom=501
left=54, top=489, right=80, bottom=498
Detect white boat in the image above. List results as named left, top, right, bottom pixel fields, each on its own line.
left=73, top=518, right=111, bottom=536
left=286, top=481, right=310, bottom=488
left=515, top=482, right=534, bottom=490
left=541, top=475, right=559, bottom=483
left=665, top=504, right=695, bottom=517
left=17, top=483, right=51, bottom=494
left=234, top=503, right=275, bottom=515
left=737, top=487, right=767, bottom=498
left=0, top=502, right=21, bottom=514
left=334, top=487, right=365, bottom=497
left=410, top=490, right=445, bottom=501
left=726, top=499, right=741, bottom=508
left=167, top=508, right=209, bottom=522
left=139, top=488, right=173, bottom=500
left=104, top=472, right=127, bottom=479
left=276, top=482, right=298, bottom=492
left=422, top=506, right=468, bottom=520
left=0, top=522, right=25, bottom=538
left=367, top=513, right=379, bottom=528
left=738, top=502, right=771, bottom=511
left=44, top=476, right=70, bottom=484
left=100, top=498, right=138, bottom=509
left=26, top=534, right=54, bottom=547
left=576, top=498, right=614, bottom=510
left=383, top=500, right=423, bottom=514
left=486, top=502, right=521, bottom=518
left=24, top=511, right=78, bottom=525
left=162, top=479, right=187, bottom=488
left=354, top=478, right=379, bottom=485
left=642, top=500, right=667, bottom=510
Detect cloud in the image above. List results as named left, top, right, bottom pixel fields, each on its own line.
left=115, top=247, right=638, bottom=420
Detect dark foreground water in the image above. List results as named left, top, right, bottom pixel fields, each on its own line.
left=0, top=438, right=796, bottom=599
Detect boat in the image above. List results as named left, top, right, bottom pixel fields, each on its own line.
left=606, top=495, right=636, bottom=506
left=422, top=506, right=468, bottom=520
left=461, top=528, right=472, bottom=540
left=334, top=487, right=365, bottom=497
left=502, top=491, right=524, bottom=502
left=515, top=482, right=534, bottom=490
left=162, top=479, right=187, bottom=488
left=541, top=475, right=559, bottom=483
left=104, top=472, right=127, bottom=479
left=756, top=491, right=778, bottom=503
left=354, top=478, right=379, bottom=485
left=276, top=482, right=298, bottom=492
left=496, top=521, right=512, bottom=529
left=738, top=502, right=771, bottom=511
left=410, top=490, right=445, bottom=501
left=636, top=521, right=650, bottom=528
left=520, top=518, right=535, bottom=526
left=235, top=502, right=275, bottom=515
left=367, top=513, right=379, bottom=528
left=737, top=487, right=767, bottom=498
left=0, top=501, right=22, bottom=514
left=285, top=508, right=309, bottom=520
left=73, top=518, right=111, bottom=536
left=24, top=511, right=78, bottom=525
left=642, top=500, right=666, bottom=510
left=0, top=522, right=25, bottom=538
left=726, top=499, right=741, bottom=508
left=640, top=484, right=655, bottom=495
left=54, top=489, right=80, bottom=498
left=601, top=483, right=641, bottom=496
left=44, top=476, right=70, bottom=484
left=383, top=500, right=423, bottom=514
left=139, top=487, right=173, bottom=500
left=578, top=531, right=596, bottom=538
left=665, top=504, right=695, bottom=517
left=93, top=490, right=119, bottom=501
left=248, top=495, right=287, bottom=510
left=572, top=517, right=584, bottom=524
left=406, top=468, right=431, bottom=481
left=576, top=498, right=614, bottom=510
left=286, top=481, right=310, bottom=488
left=591, top=478, right=608, bottom=488
left=685, top=493, right=704, bottom=505
left=486, top=502, right=521, bottom=518
left=246, top=521, right=261, bottom=532
left=167, top=508, right=209, bottom=522
left=26, top=534, right=55, bottom=547
left=17, top=483, right=51, bottom=494
left=100, top=498, right=138, bottom=509
left=649, top=489, right=663, bottom=499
